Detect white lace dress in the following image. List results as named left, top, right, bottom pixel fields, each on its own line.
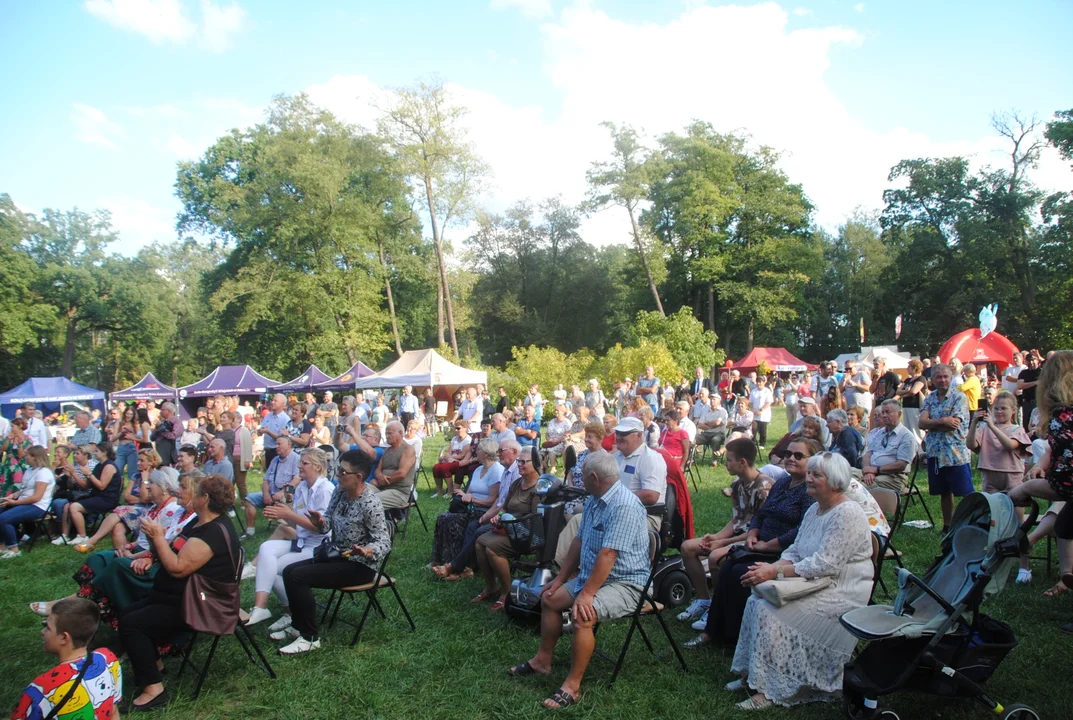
left=731, top=499, right=873, bottom=706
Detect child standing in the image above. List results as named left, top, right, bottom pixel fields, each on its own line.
left=967, top=390, right=1032, bottom=581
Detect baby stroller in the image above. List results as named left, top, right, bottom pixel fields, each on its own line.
left=840, top=492, right=1040, bottom=720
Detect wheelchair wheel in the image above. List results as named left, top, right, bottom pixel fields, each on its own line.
left=842, top=694, right=879, bottom=720
left=1000, top=705, right=1040, bottom=720
left=656, top=569, right=692, bottom=608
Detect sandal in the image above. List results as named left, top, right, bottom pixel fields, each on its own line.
left=491, top=597, right=506, bottom=611
left=1044, top=581, right=1069, bottom=598
left=508, top=660, right=548, bottom=677
left=29, top=602, right=50, bottom=617
left=471, top=590, right=496, bottom=603
left=542, top=688, right=577, bottom=710
left=431, top=565, right=451, bottom=578
left=736, top=694, right=773, bottom=710
left=75, top=543, right=95, bottom=554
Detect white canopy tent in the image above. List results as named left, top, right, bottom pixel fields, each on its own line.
left=353, top=349, right=487, bottom=390
left=861, top=346, right=911, bottom=371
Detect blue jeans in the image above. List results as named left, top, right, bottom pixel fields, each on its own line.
left=116, top=442, right=139, bottom=479
left=0, top=504, right=45, bottom=547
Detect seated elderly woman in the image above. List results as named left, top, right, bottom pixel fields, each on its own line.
left=728, top=397, right=755, bottom=442
left=473, top=447, right=543, bottom=611
left=542, top=403, right=573, bottom=471
left=686, top=438, right=820, bottom=647
left=729, top=451, right=874, bottom=710
left=431, top=421, right=473, bottom=498
left=244, top=447, right=334, bottom=631
left=274, top=449, right=392, bottom=655
left=431, top=437, right=502, bottom=575
left=30, top=468, right=193, bottom=627
left=118, top=474, right=239, bottom=711
left=73, top=447, right=162, bottom=553
left=0, top=446, right=56, bottom=558
left=52, top=442, right=122, bottom=547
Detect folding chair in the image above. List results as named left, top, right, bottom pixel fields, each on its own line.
left=387, top=484, right=427, bottom=541
left=898, top=455, right=936, bottom=529
left=683, top=444, right=699, bottom=493
left=592, top=530, right=687, bottom=686
left=1027, top=515, right=1055, bottom=578
left=868, top=531, right=885, bottom=602
left=174, top=546, right=276, bottom=699
left=19, top=507, right=58, bottom=552
left=868, top=487, right=905, bottom=569
left=320, top=521, right=416, bottom=645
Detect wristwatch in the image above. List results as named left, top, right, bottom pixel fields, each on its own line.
left=776, top=566, right=785, bottom=580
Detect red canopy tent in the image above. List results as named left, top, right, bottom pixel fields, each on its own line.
left=938, top=329, right=1020, bottom=369
left=733, top=347, right=818, bottom=373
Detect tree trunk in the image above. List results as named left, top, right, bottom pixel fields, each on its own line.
left=627, top=206, right=665, bottom=316
left=707, top=282, right=716, bottom=333
left=376, top=231, right=404, bottom=358
left=437, top=279, right=446, bottom=347
left=747, top=317, right=755, bottom=352
left=425, top=176, right=459, bottom=356
left=112, top=337, right=120, bottom=390
left=61, top=314, right=78, bottom=377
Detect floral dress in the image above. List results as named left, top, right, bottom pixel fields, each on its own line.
left=0, top=435, right=32, bottom=494
left=113, top=480, right=153, bottom=536
left=1046, top=405, right=1073, bottom=499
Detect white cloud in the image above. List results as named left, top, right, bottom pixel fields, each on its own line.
left=71, top=103, right=124, bottom=151
left=164, top=134, right=203, bottom=158
left=854, top=3, right=865, bottom=12
left=490, top=0, right=553, bottom=19
left=84, top=0, right=244, bottom=52
left=200, top=0, right=245, bottom=52
left=792, top=7, right=812, bottom=16
left=100, top=195, right=177, bottom=252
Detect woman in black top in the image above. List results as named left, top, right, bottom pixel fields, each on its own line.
left=118, top=474, right=240, bottom=711
left=896, top=358, right=928, bottom=441
left=61, top=441, right=121, bottom=545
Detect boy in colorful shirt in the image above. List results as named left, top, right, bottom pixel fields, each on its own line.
left=11, top=597, right=122, bottom=720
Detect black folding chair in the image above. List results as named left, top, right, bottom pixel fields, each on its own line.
left=174, top=545, right=276, bottom=698
left=320, top=522, right=416, bottom=645
left=683, top=444, right=700, bottom=493
left=898, top=455, right=936, bottom=529
left=19, top=507, right=58, bottom=552
left=387, top=485, right=427, bottom=541
left=592, top=530, right=687, bottom=686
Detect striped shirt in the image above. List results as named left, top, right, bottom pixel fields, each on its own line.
left=568, top=480, right=650, bottom=593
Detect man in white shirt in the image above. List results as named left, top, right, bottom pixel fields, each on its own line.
left=841, top=360, right=873, bottom=414
left=451, top=387, right=483, bottom=434
left=1003, top=352, right=1026, bottom=421
left=694, top=394, right=728, bottom=457
left=675, top=401, right=697, bottom=442
left=353, top=392, right=372, bottom=425
left=611, top=417, right=666, bottom=533
left=748, top=376, right=774, bottom=449
left=22, top=403, right=51, bottom=448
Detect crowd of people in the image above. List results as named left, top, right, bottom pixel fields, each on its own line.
left=3, top=347, right=1072, bottom=715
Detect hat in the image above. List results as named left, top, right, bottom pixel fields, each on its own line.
left=798, top=397, right=817, bottom=405
left=613, top=417, right=644, bottom=434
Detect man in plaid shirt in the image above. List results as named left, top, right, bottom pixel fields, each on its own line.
left=507, top=450, right=650, bottom=709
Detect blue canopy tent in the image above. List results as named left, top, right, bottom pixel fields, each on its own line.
left=314, top=362, right=376, bottom=393
left=0, top=377, right=107, bottom=420
left=269, top=365, right=334, bottom=394
left=177, top=365, right=280, bottom=420
left=109, top=372, right=177, bottom=403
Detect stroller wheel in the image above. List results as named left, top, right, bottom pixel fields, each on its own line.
left=878, top=713, right=900, bottom=720
left=842, top=695, right=879, bottom=720
left=1000, top=705, right=1040, bottom=720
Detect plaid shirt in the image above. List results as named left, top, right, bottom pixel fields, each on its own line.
left=568, top=480, right=650, bottom=593
left=922, top=388, right=971, bottom=468
left=71, top=425, right=102, bottom=447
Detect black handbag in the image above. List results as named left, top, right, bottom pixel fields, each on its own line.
left=726, top=546, right=781, bottom=566
left=313, top=538, right=343, bottom=563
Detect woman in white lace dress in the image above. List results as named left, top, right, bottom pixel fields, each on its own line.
left=731, top=451, right=873, bottom=709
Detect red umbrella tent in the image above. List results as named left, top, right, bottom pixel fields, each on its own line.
left=734, top=348, right=818, bottom=373
left=938, top=329, right=1020, bottom=369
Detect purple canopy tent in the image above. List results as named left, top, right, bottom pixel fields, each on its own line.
left=176, top=365, right=280, bottom=419
left=268, top=364, right=334, bottom=393
left=109, top=372, right=177, bottom=403
left=313, top=361, right=376, bottom=393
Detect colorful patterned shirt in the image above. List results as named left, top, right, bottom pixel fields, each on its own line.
left=731, top=472, right=773, bottom=534
left=11, top=649, right=122, bottom=720
left=922, top=388, right=971, bottom=468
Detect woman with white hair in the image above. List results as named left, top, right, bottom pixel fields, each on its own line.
left=244, top=447, right=334, bottom=630
left=32, top=467, right=195, bottom=627
left=729, top=451, right=873, bottom=709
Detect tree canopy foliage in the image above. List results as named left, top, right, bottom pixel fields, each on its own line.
left=2, top=96, right=1069, bottom=393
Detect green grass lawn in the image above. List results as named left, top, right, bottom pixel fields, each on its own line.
left=1, top=413, right=1069, bottom=719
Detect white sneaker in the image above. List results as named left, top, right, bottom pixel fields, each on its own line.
left=51, top=536, right=68, bottom=546
left=691, top=609, right=710, bottom=631
left=279, top=635, right=320, bottom=655
left=724, top=679, right=745, bottom=692
left=240, top=563, right=256, bottom=581
left=0, top=549, right=21, bottom=559
left=430, top=492, right=440, bottom=499
left=227, top=509, right=237, bottom=518
left=676, top=599, right=710, bottom=622
left=1016, top=568, right=1032, bottom=584
left=267, top=614, right=293, bottom=632
left=245, top=606, right=272, bottom=626
left=70, top=536, right=89, bottom=546
left=269, top=626, right=300, bottom=642
left=20, top=534, right=30, bottom=543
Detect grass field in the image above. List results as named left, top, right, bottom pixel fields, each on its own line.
left=1, top=413, right=1069, bottom=719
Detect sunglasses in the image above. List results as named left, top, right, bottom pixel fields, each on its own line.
left=788, top=451, right=809, bottom=461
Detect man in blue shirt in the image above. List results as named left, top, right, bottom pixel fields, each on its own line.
left=397, top=385, right=421, bottom=430
left=514, top=404, right=540, bottom=448
left=636, top=366, right=661, bottom=414
left=508, top=450, right=650, bottom=709
left=257, top=393, right=290, bottom=468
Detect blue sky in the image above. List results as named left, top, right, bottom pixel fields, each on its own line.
left=1, top=0, right=1070, bottom=255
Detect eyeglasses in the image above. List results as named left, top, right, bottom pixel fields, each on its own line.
left=517, top=458, right=530, bottom=465
left=788, top=451, right=808, bottom=460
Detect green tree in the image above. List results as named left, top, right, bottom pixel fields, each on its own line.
left=633, top=306, right=723, bottom=374
left=1044, top=109, right=1073, bottom=165
left=586, top=122, right=666, bottom=315
left=590, top=340, right=680, bottom=395
left=0, top=195, right=55, bottom=384
left=378, top=79, right=490, bottom=357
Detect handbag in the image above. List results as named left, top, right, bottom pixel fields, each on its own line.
left=726, top=545, right=781, bottom=567
left=313, top=538, right=344, bottom=563
left=448, top=495, right=473, bottom=514
left=752, top=576, right=833, bottom=608
left=180, top=523, right=240, bottom=635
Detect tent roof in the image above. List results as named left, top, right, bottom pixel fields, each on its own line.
left=0, top=377, right=106, bottom=405
left=354, top=349, right=486, bottom=389
left=269, top=365, right=334, bottom=393
left=733, top=347, right=818, bottom=373
left=110, top=372, right=176, bottom=401
left=314, top=361, right=377, bottom=392
left=833, top=353, right=862, bottom=371
left=938, top=329, right=1020, bottom=369
left=178, top=365, right=280, bottom=398
left=862, top=347, right=911, bottom=369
